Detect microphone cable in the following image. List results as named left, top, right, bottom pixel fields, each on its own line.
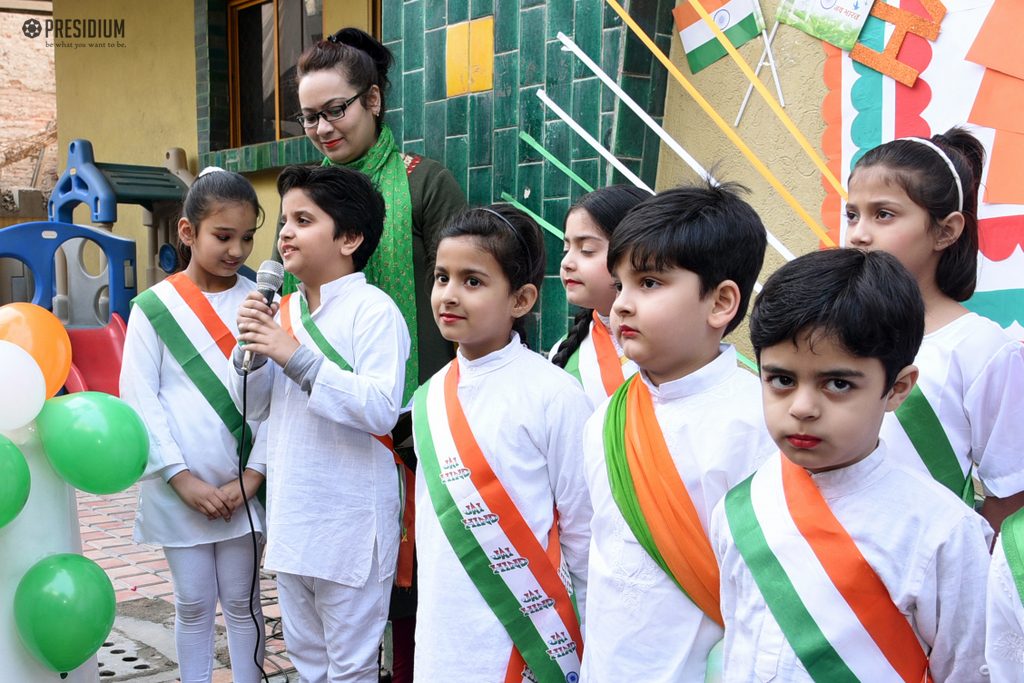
left=237, top=366, right=271, bottom=683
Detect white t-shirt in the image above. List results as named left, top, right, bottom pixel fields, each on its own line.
left=711, top=444, right=992, bottom=683
left=414, top=335, right=594, bottom=683
left=581, top=345, right=776, bottom=683
left=122, top=275, right=267, bottom=548
left=880, top=312, right=1024, bottom=497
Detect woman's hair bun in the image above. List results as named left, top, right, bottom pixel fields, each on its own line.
left=328, top=27, right=393, bottom=80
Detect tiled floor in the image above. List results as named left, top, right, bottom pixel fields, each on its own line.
left=77, top=485, right=296, bottom=681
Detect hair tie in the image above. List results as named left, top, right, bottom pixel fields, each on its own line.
left=198, top=165, right=227, bottom=178
left=480, top=208, right=533, bottom=280
left=905, top=137, right=964, bottom=213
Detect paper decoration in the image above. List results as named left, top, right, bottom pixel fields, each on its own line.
left=775, top=0, right=875, bottom=51
left=822, top=0, right=1024, bottom=337
left=965, top=0, right=1024, bottom=81
left=849, top=0, right=945, bottom=87
left=969, top=69, right=1024, bottom=136
left=673, top=0, right=765, bottom=74
left=984, top=131, right=1024, bottom=205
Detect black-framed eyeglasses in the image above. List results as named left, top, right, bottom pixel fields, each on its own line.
left=296, top=89, right=367, bottom=129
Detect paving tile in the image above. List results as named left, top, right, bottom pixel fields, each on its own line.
left=425, top=0, right=446, bottom=30
left=472, top=0, right=494, bottom=19
left=95, top=557, right=128, bottom=569
left=84, top=549, right=109, bottom=560
left=449, top=0, right=469, bottom=23
left=140, top=559, right=170, bottom=571
left=547, top=0, right=573, bottom=39
left=519, top=6, right=546, bottom=86
left=424, top=28, right=446, bottom=102
left=90, top=537, right=136, bottom=549
left=447, top=94, right=468, bottom=136
left=80, top=515, right=111, bottom=525
left=115, top=590, right=143, bottom=602
left=492, top=52, right=519, bottom=129
left=471, top=93, right=496, bottom=168
left=404, top=0, right=424, bottom=72
left=574, top=0, right=602, bottom=80
left=494, top=0, right=519, bottom=54
left=107, top=565, right=148, bottom=579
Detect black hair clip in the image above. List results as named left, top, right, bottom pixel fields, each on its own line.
left=327, top=32, right=341, bottom=43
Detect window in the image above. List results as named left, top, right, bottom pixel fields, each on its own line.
left=227, top=0, right=324, bottom=147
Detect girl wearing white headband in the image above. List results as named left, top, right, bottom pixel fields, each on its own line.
left=845, top=127, right=1024, bottom=530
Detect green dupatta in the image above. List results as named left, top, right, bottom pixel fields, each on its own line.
left=283, top=124, right=418, bottom=403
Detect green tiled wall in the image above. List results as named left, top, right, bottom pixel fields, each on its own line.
left=385, top=0, right=672, bottom=351
left=193, top=0, right=671, bottom=347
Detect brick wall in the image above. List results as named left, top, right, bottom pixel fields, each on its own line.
left=384, top=0, right=672, bottom=351
left=0, top=11, right=58, bottom=196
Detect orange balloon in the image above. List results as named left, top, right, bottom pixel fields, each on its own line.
left=0, top=303, right=72, bottom=398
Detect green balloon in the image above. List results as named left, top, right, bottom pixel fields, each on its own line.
left=14, top=554, right=116, bottom=674
left=35, top=392, right=149, bottom=495
left=0, top=434, right=30, bottom=529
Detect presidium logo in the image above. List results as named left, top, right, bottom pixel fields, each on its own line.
left=23, top=17, right=125, bottom=47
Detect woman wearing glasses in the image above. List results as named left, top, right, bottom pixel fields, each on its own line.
left=274, top=26, right=467, bottom=683
left=281, top=27, right=467, bottom=400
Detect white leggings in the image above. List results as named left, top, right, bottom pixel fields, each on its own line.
left=163, top=533, right=265, bottom=683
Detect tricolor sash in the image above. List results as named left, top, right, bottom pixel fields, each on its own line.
left=1001, top=508, right=1024, bottom=609
left=725, top=455, right=930, bottom=683
left=132, top=273, right=253, bottom=465
left=603, top=375, right=723, bottom=626
left=279, top=292, right=415, bottom=587
left=895, top=385, right=974, bottom=505
left=566, top=313, right=636, bottom=399
left=414, top=362, right=583, bottom=683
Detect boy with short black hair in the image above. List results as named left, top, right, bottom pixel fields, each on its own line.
left=711, top=248, right=990, bottom=682
left=581, top=183, right=777, bottom=682
left=231, top=164, right=411, bottom=682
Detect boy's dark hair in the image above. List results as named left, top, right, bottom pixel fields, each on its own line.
left=851, top=126, right=985, bottom=302
left=552, top=185, right=650, bottom=369
left=431, top=204, right=545, bottom=343
left=178, top=169, right=264, bottom=267
left=277, top=164, right=386, bottom=271
left=297, top=27, right=393, bottom=135
left=607, top=181, right=767, bottom=336
left=750, top=248, right=925, bottom=393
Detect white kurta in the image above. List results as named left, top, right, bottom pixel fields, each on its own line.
left=580, top=345, right=776, bottom=683
left=988, top=537, right=1024, bottom=682
left=712, top=444, right=992, bottom=683
left=413, top=335, right=594, bottom=683
left=880, top=312, right=1024, bottom=497
left=229, top=272, right=410, bottom=586
left=549, top=313, right=639, bottom=407
left=121, top=275, right=267, bottom=548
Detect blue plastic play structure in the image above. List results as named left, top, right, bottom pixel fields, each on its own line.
left=0, top=220, right=136, bottom=323
left=0, top=139, right=193, bottom=394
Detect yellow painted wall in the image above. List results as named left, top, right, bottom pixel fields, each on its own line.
left=53, top=0, right=198, bottom=281
left=50, top=0, right=377, bottom=284
left=324, top=0, right=373, bottom=35
left=658, top=1, right=828, bottom=356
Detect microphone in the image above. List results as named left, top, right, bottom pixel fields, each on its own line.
left=242, top=260, right=285, bottom=373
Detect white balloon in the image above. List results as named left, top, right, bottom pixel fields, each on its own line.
left=0, top=341, right=45, bottom=431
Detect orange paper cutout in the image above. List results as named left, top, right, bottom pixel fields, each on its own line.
left=984, top=130, right=1024, bottom=206
left=850, top=0, right=945, bottom=87
left=965, top=0, right=1024, bottom=81
left=968, top=68, right=1024, bottom=136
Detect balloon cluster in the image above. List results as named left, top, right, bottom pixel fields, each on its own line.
left=0, top=302, right=149, bottom=677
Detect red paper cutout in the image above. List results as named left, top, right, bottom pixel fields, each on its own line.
left=979, top=215, right=1024, bottom=262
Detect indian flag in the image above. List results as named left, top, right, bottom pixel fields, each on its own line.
left=673, top=0, right=766, bottom=74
